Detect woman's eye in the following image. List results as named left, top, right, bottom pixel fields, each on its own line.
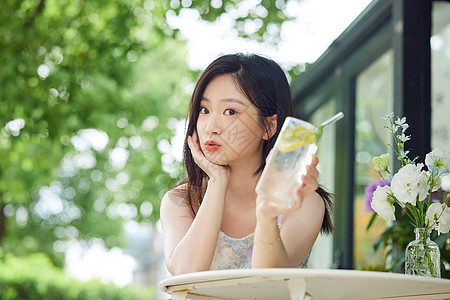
left=224, top=109, right=236, bottom=116
left=200, top=107, right=209, bottom=114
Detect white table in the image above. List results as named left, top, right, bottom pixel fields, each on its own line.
left=159, top=269, right=450, bottom=300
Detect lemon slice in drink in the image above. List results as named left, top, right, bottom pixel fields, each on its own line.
left=277, top=125, right=317, bottom=153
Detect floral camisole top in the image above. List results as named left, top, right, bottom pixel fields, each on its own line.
left=209, top=216, right=309, bottom=270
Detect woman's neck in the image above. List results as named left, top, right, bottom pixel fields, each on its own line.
left=226, top=160, right=261, bottom=205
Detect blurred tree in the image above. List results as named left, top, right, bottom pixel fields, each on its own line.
left=0, top=0, right=299, bottom=265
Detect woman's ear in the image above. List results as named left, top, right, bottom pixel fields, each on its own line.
left=263, top=114, right=278, bottom=140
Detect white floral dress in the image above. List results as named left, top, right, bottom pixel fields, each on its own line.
left=209, top=216, right=309, bottom=270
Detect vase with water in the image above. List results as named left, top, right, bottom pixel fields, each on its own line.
left=404, top=228, right=440, bottom=278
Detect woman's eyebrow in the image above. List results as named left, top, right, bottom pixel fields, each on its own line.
left=221, top=98, right=247, bottom=106
left=201, top=96, right=247, bottom=106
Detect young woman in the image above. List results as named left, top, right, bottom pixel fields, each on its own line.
left=160, top=53, right=333, bottom=275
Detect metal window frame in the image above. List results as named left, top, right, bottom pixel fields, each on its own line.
left=291, top=0, right=432, bottom=269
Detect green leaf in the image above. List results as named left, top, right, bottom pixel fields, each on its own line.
left=366, top=213, right=377, bottom=231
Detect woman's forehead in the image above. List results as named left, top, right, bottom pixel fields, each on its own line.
left=201, top=74, right=251, bottom=105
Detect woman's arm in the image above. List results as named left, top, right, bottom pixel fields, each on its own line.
left=251, top=156, right=325, bottom=268
left=161, top=131, right=230, bottom=275
left=160, top=179, right=228, bottom=275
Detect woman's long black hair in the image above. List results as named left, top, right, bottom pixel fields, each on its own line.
left=173, top=53, right=333, bottom=234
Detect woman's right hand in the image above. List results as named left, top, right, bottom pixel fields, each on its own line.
left=163, top=131, right=230, bottom=275
left=187, top=131, right=231, bottom=184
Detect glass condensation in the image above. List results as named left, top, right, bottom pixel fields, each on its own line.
left=405, top=228, right=441, bottom=278
left=255, top=117, right=318, bottom=209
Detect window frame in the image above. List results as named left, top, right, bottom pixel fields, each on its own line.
left=291, top=0, right=432, bottom=269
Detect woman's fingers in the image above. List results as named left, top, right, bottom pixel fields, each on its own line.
left=257, top=154, right=320, bottom=217
left=305, top=163, right=319, bottom=180
left=187, top=133, right=211, bottom=171
left=187, top=135, right=202, bottom=163
left=192, top=130, right=201, bottom=149
left=292, top=154, right=319, bottom=209
left=310, top=154, right=319, bottom=167
left=304, top=154, right=319, bottom=187
left=188, top=131, right=201, bottom=154
left=187, top=131, right=230, bottom=181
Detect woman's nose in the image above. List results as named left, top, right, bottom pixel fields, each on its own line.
left=205, top=115, right=222, bottom=135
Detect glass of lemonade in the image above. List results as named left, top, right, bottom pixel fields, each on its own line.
left=255, top=117, right=320, bottom=208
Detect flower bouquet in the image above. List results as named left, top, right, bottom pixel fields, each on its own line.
left=368, top=112, right=450, bottom=278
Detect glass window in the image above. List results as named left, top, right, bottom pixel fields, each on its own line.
left=431, top=1, right=450, bottom=191
left=353, top=49, right=394, bottom=269
left=308, top=98, right=336, bottom=269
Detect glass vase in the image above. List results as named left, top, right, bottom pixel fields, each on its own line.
left=404, top=228, right=440, bottom=278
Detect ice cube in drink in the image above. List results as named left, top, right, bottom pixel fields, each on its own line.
left=255, top=117, right=318, bottom=208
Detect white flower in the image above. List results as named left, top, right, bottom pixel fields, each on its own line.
left=426, top=203, right=450, bottom=234
left=395, top=116, right=406, bottom=126
left=426, top=203, right=444, bottom=229
left=438, top=206, right=450, bottom=234
left=425, top=148, right=450, bottom=174
left=390, top=163, right=429, bottom=205
left=394, top=117, right=409, bottom=132
left=371, top=185, right=395, bottom=222
left=399, top=133, right=411, bottom=142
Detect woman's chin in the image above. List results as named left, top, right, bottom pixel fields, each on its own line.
left=205, top=156, right=230, bottom=167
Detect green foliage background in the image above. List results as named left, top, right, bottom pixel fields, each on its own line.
left=0, top=0, right=300, bottom=289
left=0, top=250, right=154, bottom=299
left=0, top=0, right=192, bottom=265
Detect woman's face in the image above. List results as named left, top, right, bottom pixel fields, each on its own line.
left=196, top=74, right=266, bottom=167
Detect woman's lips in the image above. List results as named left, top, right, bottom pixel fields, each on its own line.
left=205, top=140, right=222, bottom=152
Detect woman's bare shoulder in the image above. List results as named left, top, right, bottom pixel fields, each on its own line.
left=162, top=183, right=189, bottom=209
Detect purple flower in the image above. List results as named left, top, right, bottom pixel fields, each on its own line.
left=364, top=180, right=390, bottom=212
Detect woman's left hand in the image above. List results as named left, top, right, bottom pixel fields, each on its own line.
left=256, top=154, right=320, bottom=220
left=295, top=154, right=319, bottom=203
